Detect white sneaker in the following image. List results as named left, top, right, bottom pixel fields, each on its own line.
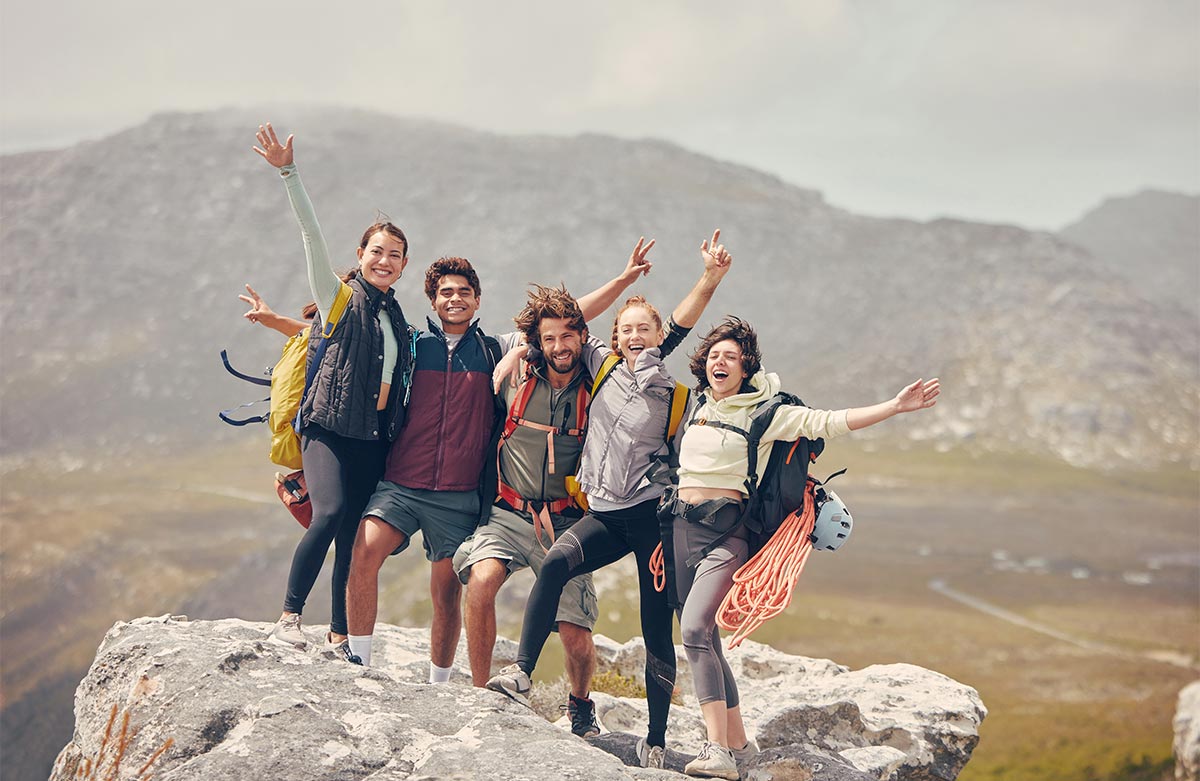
left=485, top=663, right=532, bottom=706
left=684, top=741, right=738, bottom=780
left=269, top=613, right=307, bottom=648
left=636, top=738, right=666, bottom=769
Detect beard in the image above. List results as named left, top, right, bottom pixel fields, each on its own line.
left=546, top=349, right=581, bottom=376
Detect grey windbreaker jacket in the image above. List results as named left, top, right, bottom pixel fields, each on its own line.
left=575, top=331, right=690, bottom=509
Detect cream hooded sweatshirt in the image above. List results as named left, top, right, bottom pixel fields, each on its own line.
left=677, top=370, right=851, bottom=494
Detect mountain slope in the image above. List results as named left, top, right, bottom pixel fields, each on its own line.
left=1060, top=189, right=1199, bottom=321
left=0, top=108, right=1196, bottom=468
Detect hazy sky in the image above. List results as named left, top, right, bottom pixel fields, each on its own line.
left=1, top=0, right=1196, bottom=229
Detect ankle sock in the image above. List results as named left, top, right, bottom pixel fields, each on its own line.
left=428, top=662, right=453, bottom=684
left=347, top=635, right=372, bottom=667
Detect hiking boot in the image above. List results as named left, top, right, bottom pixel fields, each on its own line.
left=566, top=693, right=600, bottom=738
left=485, top=664, right=531, bottom=706
left=732, top=738, right=759, bottom=771
left=269, top=613, right=307, bottom=649
left=684, top=741, right=738, bottom=780
left=636, top=737, right=666, bottom=769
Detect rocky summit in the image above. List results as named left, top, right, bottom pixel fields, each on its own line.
left=51, top=615, right=986, bottom=781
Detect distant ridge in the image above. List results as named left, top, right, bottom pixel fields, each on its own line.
left=1060, top=189, right=1199, bottom=320
left=1, top=107, right=1196, bottom=468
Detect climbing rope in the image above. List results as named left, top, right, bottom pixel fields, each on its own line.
left=649, top=541, right=666, bottom=593
left=716, top=478, right=818, bottom=648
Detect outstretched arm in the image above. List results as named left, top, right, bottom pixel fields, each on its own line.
left=670, top=228, right=732, bottom=329
left=240, top=284, right=308, bottom=337
left=576, top=237, right=654, bottom=321
left=253, top=122, right=342, bottom=324
left=846, top=379, right=941, bottom=431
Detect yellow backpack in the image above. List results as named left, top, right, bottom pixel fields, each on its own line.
left=220, top=282, right=354, bottom=468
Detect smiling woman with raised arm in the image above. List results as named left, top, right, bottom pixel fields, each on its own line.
left=485, top=230, right=733, bottom=769
left=663, top=316, right=939, bottom=780
left=252, top=123, right=414, bottom=657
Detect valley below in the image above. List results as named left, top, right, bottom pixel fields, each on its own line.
left=1, top=441, right=1195, bottom=781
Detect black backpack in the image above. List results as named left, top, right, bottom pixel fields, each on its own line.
left=684, top=391, right=841, bottom=561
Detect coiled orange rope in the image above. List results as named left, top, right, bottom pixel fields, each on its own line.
left=716, top=478, right=817, bottom=648
left=650, top=542, right=666, bottom=593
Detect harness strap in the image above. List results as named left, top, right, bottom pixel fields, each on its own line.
left=659, top=493, right=747, bottom=568
left=496, top=482, right=571, bottom=552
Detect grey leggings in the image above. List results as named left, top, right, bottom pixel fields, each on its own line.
left=672, top=511, right=749, bottom=707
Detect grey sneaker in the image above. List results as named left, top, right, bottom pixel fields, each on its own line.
left=732, top=738, right=759, bottom=770
left=684, top=741, right=739, bottom=780
left=636, top=738, right=666, bottom=769
left=270, top=613, right=307, bottom=648
left=485, top=663, right=531, bottom=706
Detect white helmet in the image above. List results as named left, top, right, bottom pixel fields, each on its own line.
left=810, top=488, right=853, bottom=551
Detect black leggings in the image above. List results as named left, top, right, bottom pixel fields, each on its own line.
left=283, top=422, right=387, bottom=636
left=517, top=499, right=676, bottom=742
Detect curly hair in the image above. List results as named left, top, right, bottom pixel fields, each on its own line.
left=689, top=316, right=762, bottom=389
left=610, top=296, right=664, bottom=352
left=424, top=257, right=481, bottom=302
left=513, top=284, right=586, bottom=347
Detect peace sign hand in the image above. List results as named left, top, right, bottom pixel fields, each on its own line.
left=252, top=122, right=294, bottom=168
left=620, top=237, right=655, bottom=283
left=700, top=228, right=732, bottom=278
left=239, top=284, right=278, bottom=325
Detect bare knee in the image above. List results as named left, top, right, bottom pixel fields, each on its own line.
left=351, top=518, right=405, bottom=574
left=430, top=560, right=462, bottom=613
left=466, top=559, right=507, bottom=603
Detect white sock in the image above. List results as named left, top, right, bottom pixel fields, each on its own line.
left=429, top=662, right=453, bottom=683
left=348, top=635, right=373, bottom=667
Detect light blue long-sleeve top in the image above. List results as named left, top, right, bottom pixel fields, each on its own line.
left=278, top=163, right=398, bottom=380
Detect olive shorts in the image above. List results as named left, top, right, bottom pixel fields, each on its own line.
left=453, top=504, right=597, bottom=630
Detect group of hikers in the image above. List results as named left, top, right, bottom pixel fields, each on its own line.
left=241, top=122, right=939, bottom=779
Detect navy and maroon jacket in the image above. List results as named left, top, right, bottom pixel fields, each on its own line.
left=381, top=318, right=501, bottom=493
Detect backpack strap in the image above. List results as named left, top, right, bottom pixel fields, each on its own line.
left=218, top=349, right=271, bottom=425
left=743, top=393, right=797, bottom=494
left=589, top=352, right=623, bottom=398
left=495, top=371, right=589, bottom=546
left=476, top=331, right=503, bottom=372
left=220, top=350, right=272, bottom=386
left=665, top=383, right=690, bottom=441
left=218, top=400, right=269, bottom=426
left=319, top=282, right=354, bottom=339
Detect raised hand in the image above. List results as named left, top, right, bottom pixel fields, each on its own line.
left=252, top=122, right=294, bottom=168
left=620, top=237, right=655, bottom=283
left=239, top=284, right=276, bottom=325
left=700, top=228, right=732, bottom=278
left=895, top=378, right=940, bottom=414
